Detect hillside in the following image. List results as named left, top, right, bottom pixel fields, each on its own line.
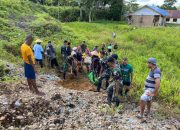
left=0, top=0, right=180, bottom=128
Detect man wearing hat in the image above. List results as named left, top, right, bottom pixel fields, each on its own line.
left=106, top=56, right=122, bottom=106
left=33, top=39, right=44, bottom=68
left=137, top=58, right=161, bottom=118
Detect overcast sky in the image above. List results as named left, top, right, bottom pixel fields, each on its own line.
left=134, top=0, right=180, bottom=6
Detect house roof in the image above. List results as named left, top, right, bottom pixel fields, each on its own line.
left=166, top=10, right=180, bottom=18
left=146, top=5, right=169, bottom=17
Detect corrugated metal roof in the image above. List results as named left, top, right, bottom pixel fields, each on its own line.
left=147, top=5, right=169, bottom=16
left=166, top=10, right=180, bottom=18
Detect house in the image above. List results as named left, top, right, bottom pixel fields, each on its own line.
left=166, top=10, right=180, bottom=24
left=127, top=5, right=169, bottom=27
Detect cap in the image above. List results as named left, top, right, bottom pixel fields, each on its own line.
left=107, top=56, right=115, bottom=63
left=111, top=54, right=118, bottom=60
left=35, top=39, right=42, bottom=43
left=148, top=58, right=157, bottom=65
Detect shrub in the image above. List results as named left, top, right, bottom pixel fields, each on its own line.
left=44, top=6, right=80, bottom=22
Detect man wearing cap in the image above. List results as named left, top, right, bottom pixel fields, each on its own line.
left=106, top=56, right=122, bottom=106
left=33, top=39, right=44, bottom=68
left=20, top=35, right=43, bottom=95
left=137, top=58, right=161, bottom=118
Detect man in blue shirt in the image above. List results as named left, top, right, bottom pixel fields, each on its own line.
left=33, top=39, right=44, bottom=68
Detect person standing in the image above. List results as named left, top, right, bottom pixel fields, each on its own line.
left=20, top=35, right=43, bottom=95
left=120, top=58, right=133, bottom=96
left=106, top=56, right=122, bottom=106
left=137, top=58, right=161, bottom=118
left=33, top=39, right=44, bottom=68
left=81, top=41, right=87, bottom=53
left=46, top=41, right=59, bottom=69
left=97, top=51, right=110, bottom=92
left=107, top=44, right=113, bottom=55
left=61, top=40, right=68, bottom=61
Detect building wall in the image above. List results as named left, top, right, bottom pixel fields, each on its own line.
left=129, top=7, right=166, bottom=26
left=131, top=15, right=158, bottom=26
left=166, top=18, right=180, bottom=24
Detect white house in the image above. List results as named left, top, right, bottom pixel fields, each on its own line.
left=128, top=5, right=169, bottom=27
left=166, top=10, right=180, bottom=24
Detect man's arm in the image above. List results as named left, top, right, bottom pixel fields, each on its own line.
left=153, top=78, right=160, bottom=96
left=27, top=55, right=36, bottom=73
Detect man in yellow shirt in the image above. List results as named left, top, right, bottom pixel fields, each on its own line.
left=21, top=34, right=44, bottom=95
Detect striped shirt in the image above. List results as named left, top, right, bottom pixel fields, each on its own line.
left=145, top=67, right=161, bottom=89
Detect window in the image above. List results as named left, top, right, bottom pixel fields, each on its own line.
left=166, top=18, right=170, bottom=22
left=173, top=19, right=177, bottom=22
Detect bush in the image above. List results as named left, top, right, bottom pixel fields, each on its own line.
left=3, top=44, right=20, bottom=56
left=31, top=22, right=61, bottom=37
left=0, top=63, right=5, bottom=77
left=44, top=6, right=80, bottom=22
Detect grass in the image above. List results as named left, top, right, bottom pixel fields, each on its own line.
left=0, top=0, right=179, bottom=109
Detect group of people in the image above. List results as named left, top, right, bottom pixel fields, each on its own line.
left=21, top=34, right=161, bottom=119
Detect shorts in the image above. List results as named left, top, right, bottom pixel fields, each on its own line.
left=123, top=81, right=131, bottom=87
left=24, top=62, right=36, bottom=79
left=108, top=49, right=112, bottom=53
left=141, top=88, right=155, bottom=102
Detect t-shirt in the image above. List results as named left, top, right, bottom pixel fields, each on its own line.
left=21, top=43, right=35, bottom=64
left=121, top=64, right=133, bottom=82
left=46, top=45, right=56, bottom=60
left=66, top=46, right=72, bottom=56
left=76, top=52, right=82, bottom=61
left=33, top=44, right=43, bottom=60
left=61, top=45, right=67, bottom=55
left=145, top=67, right=161, bottom=89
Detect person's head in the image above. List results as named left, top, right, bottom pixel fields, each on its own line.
left=67, top=42, right=71, bottom=46
left=147, top=58, right=157, bottom=69
left=73, top=47, right=77, bottom=52
left=111, top=54, right=118, bottom=61
left=25, top=34, right=33, bottom=45
left=123, top=58, right=128, bottom=65
left=107, top=56, right=115, bottom=68
left=100, top=51, right=105, bottom=58
left=64, top=40, right=67, bottom=45
left=77, top=46, right=82, bottom=51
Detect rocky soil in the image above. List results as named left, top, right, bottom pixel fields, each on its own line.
left=0, top=73, right=179, bottom=130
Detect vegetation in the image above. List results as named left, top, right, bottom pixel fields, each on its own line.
left=0, top=0, right=179, bottom=109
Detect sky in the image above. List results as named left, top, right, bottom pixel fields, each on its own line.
left=135, top=0, right=180, bottom=7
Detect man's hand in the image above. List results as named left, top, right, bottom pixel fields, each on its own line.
left=33, top=67, right=38, bottom=74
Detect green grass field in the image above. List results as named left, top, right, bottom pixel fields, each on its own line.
left=0, top=0, right=179, bottom=108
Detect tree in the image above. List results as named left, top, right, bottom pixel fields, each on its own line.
left=124, top=0, right=139, bottom=13
left=161, top=0, right=177, bottom=10
left=109, top=0, right=124, bottom=21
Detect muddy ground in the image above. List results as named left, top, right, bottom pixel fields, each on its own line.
left=0, top=73, right=179, bottom=130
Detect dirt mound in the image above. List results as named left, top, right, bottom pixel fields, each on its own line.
left=60, top=75, right=96, bottom=91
